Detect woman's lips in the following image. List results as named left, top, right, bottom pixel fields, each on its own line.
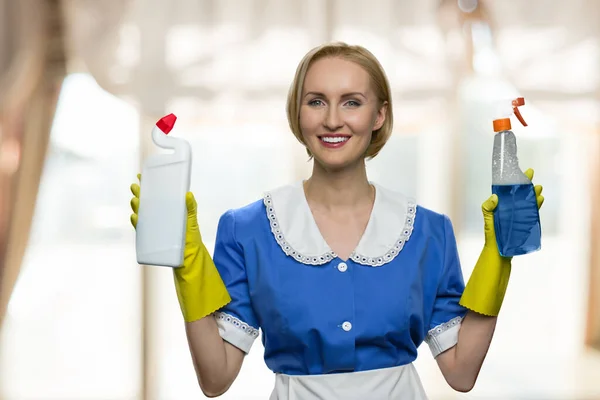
left=318, top=134, right=350, bottom=149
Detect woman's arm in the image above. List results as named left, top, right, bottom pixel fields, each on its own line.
left=435, top=312, right=496, bottom=392
left=185, top=316, right=246, bottom=397
left=435, top=168, right=544, bottom=392
left=184, top=208, right=260, bottom=397
left=130, top=180, right=246, bottom=397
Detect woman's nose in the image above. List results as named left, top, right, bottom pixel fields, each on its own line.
left=324, top=107, right=343, bottom=131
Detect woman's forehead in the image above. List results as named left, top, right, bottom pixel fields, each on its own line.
left=303, top=58, right=372, bottom=94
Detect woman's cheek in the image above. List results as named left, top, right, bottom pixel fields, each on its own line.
left=346, top=111, right=374, bottom=134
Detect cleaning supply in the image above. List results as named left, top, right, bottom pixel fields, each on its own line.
left=491, top=97, right=541, bottom=257
left=135, top=113, right=192, bottom=267
left=460, top=168, right=545, bottom=316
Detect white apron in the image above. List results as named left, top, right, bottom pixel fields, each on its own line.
left=269, top=363, right=429, bottom=400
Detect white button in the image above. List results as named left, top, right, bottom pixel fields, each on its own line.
left=337, top=262, right=348, bottom=272
left=342, top=321, right=352, bottom=331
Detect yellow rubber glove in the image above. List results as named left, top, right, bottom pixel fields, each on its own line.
left=130, top=174, right=231, bottom=322
left=459, top=168, right=544, bottom=316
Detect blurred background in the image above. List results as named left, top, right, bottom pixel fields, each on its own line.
left=1, top=0, right=599, bottom=399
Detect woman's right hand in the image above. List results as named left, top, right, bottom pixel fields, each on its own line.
left=129, top=174, right=142, bottom=229
left=130, top=173, right=203, bottom=250
left=129, top=173, right=231, bottom=322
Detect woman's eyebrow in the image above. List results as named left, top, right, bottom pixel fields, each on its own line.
left=303, top=91, right=367, bottom=99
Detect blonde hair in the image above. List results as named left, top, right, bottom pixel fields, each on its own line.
left=286, top=42, right=393, bottom=159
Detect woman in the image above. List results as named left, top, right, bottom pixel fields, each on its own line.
left=129, top=42, right=544, bottom=399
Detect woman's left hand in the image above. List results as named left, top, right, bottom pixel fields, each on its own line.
left=459, top=167, right=544, bottom=317
left=480, top=168, right=545, bottom=251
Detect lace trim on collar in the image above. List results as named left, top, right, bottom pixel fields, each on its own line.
left=263, top=192, right=416, bottom=267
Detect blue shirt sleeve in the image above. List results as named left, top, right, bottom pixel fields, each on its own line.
left=212, top=209, right=260, bottom=353
left=424, top=215, right=468, bottom=357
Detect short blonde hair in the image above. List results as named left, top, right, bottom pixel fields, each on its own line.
left=286, top=42, right=393, bottom=159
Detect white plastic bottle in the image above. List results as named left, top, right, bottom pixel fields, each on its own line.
left=491, top=97, right=541, bottom=257
left=136, top=113, right=192, bottom=267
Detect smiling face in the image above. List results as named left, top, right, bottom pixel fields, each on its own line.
left=299, top=57, right=387, bottom=171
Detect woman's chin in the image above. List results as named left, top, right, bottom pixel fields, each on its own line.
left=313, top=151, right=364, bottom=172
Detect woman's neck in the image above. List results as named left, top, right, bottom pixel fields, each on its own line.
left=304, top=159, right=374, bottom=211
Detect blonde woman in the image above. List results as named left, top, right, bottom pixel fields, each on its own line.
left=130, top=42, right=544, bottom=399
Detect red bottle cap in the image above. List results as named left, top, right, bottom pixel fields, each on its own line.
left=156, top=113, right=177, bottom=134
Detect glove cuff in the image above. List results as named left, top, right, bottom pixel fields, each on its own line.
left=173, top=242, right=232, bottom=322
left=459, top=246, right=511, bottom=317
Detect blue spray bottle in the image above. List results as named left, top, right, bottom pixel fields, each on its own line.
left=491, top=97, right=541, bottom=257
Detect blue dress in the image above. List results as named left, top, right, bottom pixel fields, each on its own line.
left=212, top=181, right=467, bottom=398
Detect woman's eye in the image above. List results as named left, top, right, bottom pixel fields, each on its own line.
left=346, top=100, right=360, bottom=107
left=308, top=99, right=324, bottom=106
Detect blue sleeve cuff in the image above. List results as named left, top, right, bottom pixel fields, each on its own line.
left=214, top=311, right=260, bottom=354
left=424, top=316, right=462, bottom=358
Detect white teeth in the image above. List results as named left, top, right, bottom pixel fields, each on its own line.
left=321, top=136, right=349, bottom=143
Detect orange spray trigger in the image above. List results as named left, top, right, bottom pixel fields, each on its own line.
left=512, top=97, right=527, bottom=127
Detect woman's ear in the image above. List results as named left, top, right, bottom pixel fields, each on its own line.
left=373, top=101, right=388, bottom=131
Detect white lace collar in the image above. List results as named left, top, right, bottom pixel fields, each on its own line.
left=263, top=181, right=417, bottom=267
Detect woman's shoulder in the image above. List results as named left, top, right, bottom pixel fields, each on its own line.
left=219, top=181, right=303, bottom=227
left=416, top=204, right=450, bottom=226
left=373, top=182, right=452, bottom=230
left=220, top=198, right=265, bottom=227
